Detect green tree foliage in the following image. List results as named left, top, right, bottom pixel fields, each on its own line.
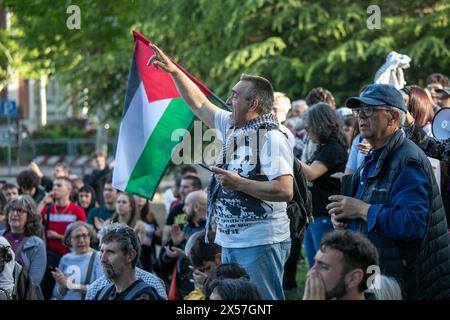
left=2, top=0, right=137, bottom=120
left=143, top=0, right=450, bottom=104
left=2, top=0, right=449, bottom=120
left=29, top=118, right=91, bottom=139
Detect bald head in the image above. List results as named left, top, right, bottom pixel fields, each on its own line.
left=184, top=190, right=207, bottom=224
left=185, top=190, right=207, bottom=207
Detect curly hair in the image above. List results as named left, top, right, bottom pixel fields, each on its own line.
left=303, top=103, right=347, bottom=147
left=426, top=73, right=450, bottom=87
left=16, top=170, right=41, bottom=191
left=320, top=230, right=379, bottom=292
left=4, top=195, right=41, bottom=236
left=305, top=87, right=336, bottom=108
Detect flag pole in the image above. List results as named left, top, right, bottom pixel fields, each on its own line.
left=210, top=92, right=231, bottom=111
left=133, top=31, right=231, bottom=111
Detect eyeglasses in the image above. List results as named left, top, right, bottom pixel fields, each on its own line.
left=71, top=233, right=90, bottom=241
left=9, top=208, right=28, bottom=215
left=352, top=105, right=392, bottom=118
left=426, top=85, right=442, bottom=93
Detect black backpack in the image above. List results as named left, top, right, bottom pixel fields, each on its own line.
left=257, top=124, right=313, bottom=241
left=288, top=158, right=313, bottom=241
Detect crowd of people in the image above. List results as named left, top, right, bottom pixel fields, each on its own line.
left=1, top=45, right=450, bottom=301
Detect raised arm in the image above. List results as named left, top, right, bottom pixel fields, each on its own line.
left=404, top=111, right=450, bottom=162
left=147, top=44, right=219, bottom=129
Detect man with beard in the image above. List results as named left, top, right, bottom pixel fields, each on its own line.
left=303, top=230, right=379, bottom=300
left=94, top=223, right=161, bottom=300
left=182, top=190, right=207, bottom=239
left=162, top=175, right=202, bottom=244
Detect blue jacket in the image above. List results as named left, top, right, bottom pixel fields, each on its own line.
left=342, top=129, right=450, bottom=299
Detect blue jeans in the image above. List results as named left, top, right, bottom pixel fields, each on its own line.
left=303, top=216, right=334, bottom=268
left=221, top=240, right=291, bottom=300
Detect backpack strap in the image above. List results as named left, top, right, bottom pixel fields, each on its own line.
left=96, top=283, right=115, bottom=300
left=95, top=280, right=152, bottom=300
left=81, top=251, right=97, bottom=300
left=83, top=251, right=97, bottom=285
left=254, top=123, right=283, bottom=179
left=123, top=280, right=152, bottom=300
left=44, top=204, right=52, bottom=247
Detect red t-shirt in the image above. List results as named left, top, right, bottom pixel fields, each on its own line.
left=41, top=201, right=86, bottom=255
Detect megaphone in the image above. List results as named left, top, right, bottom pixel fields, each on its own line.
left=432, top=108, right=450, bottom=140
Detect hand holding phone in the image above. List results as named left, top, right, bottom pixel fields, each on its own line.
left=199, top=163, right=213, bottom=172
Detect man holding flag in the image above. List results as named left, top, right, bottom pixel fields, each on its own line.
left=148, top=44, right=294, bottom=300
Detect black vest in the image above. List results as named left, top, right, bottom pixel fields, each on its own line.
left=342, top=130, right=450, bottom=299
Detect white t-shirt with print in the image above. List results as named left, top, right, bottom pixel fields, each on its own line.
left=212, top=109, right=293, bottom=248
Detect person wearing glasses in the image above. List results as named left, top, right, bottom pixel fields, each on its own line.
left=0, top=195, right=46, bottom=299
left=326, top=84, right=450, bottom=299
left=51, top=221, right=102, bottom=300
left=425, top=72, right=449, bottom=109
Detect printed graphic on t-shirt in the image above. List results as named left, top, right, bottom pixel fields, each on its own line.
left=212, top=109, right=292, bottom=247
left=214, top=134, right=274, bottom=236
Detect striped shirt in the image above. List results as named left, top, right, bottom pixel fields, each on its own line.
left=41, top=202, right=86, bottom=255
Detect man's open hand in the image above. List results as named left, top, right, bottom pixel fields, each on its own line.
left=146, top=44, right=178, bottom=73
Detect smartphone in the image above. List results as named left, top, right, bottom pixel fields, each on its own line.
left=199, top=163, right=213, bottom=172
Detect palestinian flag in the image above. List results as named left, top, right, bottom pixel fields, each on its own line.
left=112, top=31, right=214, bottom=199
